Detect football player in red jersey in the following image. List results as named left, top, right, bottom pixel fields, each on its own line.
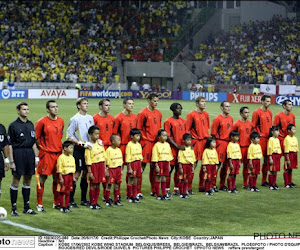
left=137, top=93, right=162, bottom=197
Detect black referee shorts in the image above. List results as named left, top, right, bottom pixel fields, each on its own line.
left=73, top=145, right=86, bottom=172
left=0, top=156, right=4, bottom=179
left=12, top=148, right=35, bottom=176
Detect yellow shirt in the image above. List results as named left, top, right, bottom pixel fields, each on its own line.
left=151, top=142, right=173, bottom=162
left=247, top=143, right=263, bottom=160
left=85, top=143, right=106, bottom=165
left=284, top=135, right=299, bottom=153
left=178, top=146, right=196, bottom=165
left=202, top=148, right=219, bottom=165
left=57, top=154, right=76, bottom=175
left=267, top=137, right=282, bottom=155
left=125, top=141, right=143, bottom=163
left=227, top=142, right=242, bottom=160
left=106, top=146, right=123, bottom=168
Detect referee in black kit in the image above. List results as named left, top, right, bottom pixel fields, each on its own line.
left=8, top=102, right=39, bottom=216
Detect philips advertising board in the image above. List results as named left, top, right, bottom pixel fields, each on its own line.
left=182, top=91, right=227, bottom=102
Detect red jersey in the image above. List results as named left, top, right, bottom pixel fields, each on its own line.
left=164, top=117, right=186, bottom=146
left=252, top=109, right=272, bottom=138
left=93, top=113, right=114, bottom=146
left=35, top=116, right=64, bottom=153
left=273, top=112, right=296, bottom=138
left=113, top=112, right=137, bottom=145
left=211, top=114, right=233, bottom=141
left=137, top=107, right=162, bottom=142
left=232, top=120, right=254, bottom=147
left=185, top=110, right=210, bottom=140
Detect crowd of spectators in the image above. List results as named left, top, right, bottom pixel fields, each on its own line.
left=193, top=15, right=300, bottom=85
left=0, top=1, right=193, bottom=83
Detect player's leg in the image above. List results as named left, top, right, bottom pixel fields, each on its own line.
left=137, top=162, right=146, bottom=198
left=89, top=183, right=96, bottom=208
left=0, top=163, right=5, bottom=200
left=161, top=175, right=168, bottom=199
left=173, top=165, right=180, bottom=195
left=94, top=183, right=102, bottom=209
left=105, top=183, right=112, bottom=207
left=70, top=170, right=81, bottom=208
left=52, top=173, right=60, bottom=209
left=284, top=168, right=290, bottom=188
left=155, top=175, right=162, bottom=199
left=128, top=176, right=134, bottom=202
left=22, top=175, right=36, bottom=214
left=166, top=165, right=174, bottom=198
left=37, top=174, right=47, bottom=210
left=242, top=163, right=249, bottom=189
left=198, top=161, right=205, bottom=192
left=114, top=183, right=122, bottom=206
left=132, top=177, right=139, bottom=203
left=10, top=175, right=20, bottom=216
left=80, top=168, right=89, bottom=206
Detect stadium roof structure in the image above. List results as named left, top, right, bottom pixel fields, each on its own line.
left=270, top=1, right=297, bottom=12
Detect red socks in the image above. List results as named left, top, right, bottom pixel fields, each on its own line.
left=37, top=183, right=45, bottom=206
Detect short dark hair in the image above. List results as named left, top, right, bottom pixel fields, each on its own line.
left=46, top=100, right=56, bottom=109
left=205, top=137, right=216, bottom=148
left=76, top=97, right=88, bottom=110
left=62, top=141, right=73, bottom=149
left=170, top=103, right=182, bottom=112
left=250, top=132, right=260, bottom=140
left=287, top=124, right=295, bottom=132
left=88, top=125, right=99, bottom=135
left=158, top=129, right=167, bottom=137
left=182, top=133, right=192, bottom=141
left=130, top=128, right=141, bottom=137
left=282, top=99, right=292, bottom=107
left=220, top=101, right=229, bottom=107
left=269, top=126, right=279, bottom=138
left=110, top=134, right=119, bottom=143
left=147, top=93, right=158, bottom=100
left=230, top=130, right=239, bottom=138
left=16, top=102, right=28, bottom=110
left=195, top=96, right=205, bottom=103
left=261, top=95, right=271, bottom=101
left=240, top=106, right=249, bottom=114
left=123, top=98, right=134, bottom=105
left=99, top=99, right=110, bottom=106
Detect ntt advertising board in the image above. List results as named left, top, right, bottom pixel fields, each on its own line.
left=79, top=90, right=133, bottom=99
left=276, top=95, right=300, bottom=106
left=0, top=89, right=27, bottom=99
left=182, top=91, right=227, bottom=102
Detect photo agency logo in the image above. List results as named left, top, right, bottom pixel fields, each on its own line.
left=254, top=232, right=300, bottom=240
left=0, top=237, right=35, bottom=248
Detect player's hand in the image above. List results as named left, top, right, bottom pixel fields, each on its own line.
left=35, top=157, right=39, bottom=168
left=4, top=163, right=9, bottom=171
left=269, top=159, right=273, bottom=165
left=155, top=164, right=159, bottom=173
left=286, top=160, right=290, bottom=167
left=88, top=172, right=94, bottom=181
left=230, top=164, right=234, bottom=170
left=192, top=167, right=194, bottom=173
left=128, top=168, right=133, bottom=174
left=178, top=145, right=185, bottom=151
left=73, top=176, right=77, bottom=183
left=84, top=142, right=93, bottom=149
left=179, top=167, right=183, bottom=174
left=97, top=139, right=103, bottom=146
left=249, top=164, right=253, bottom=170
left=141, top=168, right=143, bottom=174
left=105, top=168, right=109, bottom=177
left=10, top=162, right=16, bottom=171
left=202, top=166, right=207, bottom=173
left=59, top=177, right=64, bottom=185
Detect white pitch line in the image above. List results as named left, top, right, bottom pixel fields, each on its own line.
left=1, top=220, right=62, bottom=236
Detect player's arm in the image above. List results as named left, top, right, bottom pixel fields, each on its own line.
left=85, top=149, right=94, bottom=180
left=66, top=118, right=80, bottom=145
left=32, top=143, right=39, bottom=167
left=136, top=111, right=146, bottom=130
left=56, top=157, right=64, bottom=185
left=178, top=162, right=183, bottom=174
left=267, top=140, right=273, bottom=165
left=113, top=115, right=120, bottom=135
left=151, top=144, right=159, bottom=172
left=227, top=146, right=233, bottom=170
left=210, top=117, right=219, bottom=138
left=3, top=144, right=9, bottom=171
left=125, top=145, right=133, bottom=174
left=283, top=139, right=290, bottom=167
left=251, top=111, right=261, bottom=134
left=185, top=113, right=193, bottom=134
left=7, top=124, right=16, bottom=171
left=247, top=147, right=253, bottom=169
left=34, top=120, right=43, bottom=148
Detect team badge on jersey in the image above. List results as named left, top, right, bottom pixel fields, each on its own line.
left=31, top=131, right=35, bottom=138
left=0, top=135, right=3, bottom=142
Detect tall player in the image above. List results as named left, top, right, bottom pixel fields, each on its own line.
left=93, top=99, right=114, bottom=200
left=252, top=95, right=273, bottom=187
left=93, top=99, right=114, bottom=149
left=66, top=97, right=94, bottom=208
left=232, top=107, right=254, bottom=189
left=210, top=101, right=233, bottom=191
left=137, top=93, right=162, bottom=197
left=35, top=100, right=64, bottom=212
left=113, top=98, right=138, bottom=198
left=273, top=99, right=296, bottom=186
left=185, top=96, right=210, bottom=194
left=164, top=103, right=186, bottom=196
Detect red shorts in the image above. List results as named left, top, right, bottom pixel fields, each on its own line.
left=108, top=167, right=122, bottom=184
left=157, top=161, right=170, bottom=176
left=170, top=147, right=179, bottom=166
left=227, top=159, right=240, bottom=175
left=140, top=139, right=155, bottom=163
left=240, top=146, right=249, bottom=164
left=120, top=144, right=126, bottom=163
left=216, top=140, right=229, bottom=163
left=192, top=139, right=206, bottom=161
left=267, top=154, right=281, bottom=172
left=38, top=150, right=61, bottom=176
left=57, top=174, right=73, bottom=193
left=248, top=159, right=261, bottom=175
left=179, top=164, right=193, bottom=180
left=203, top=164, right=217, bottom=180
left=128, top=160, right=142, bottom=177
left=90, top=162, right=106, bottom=184
left=259, top=137, right=268, bottom=157
left=285, top=152, right=298, bottom=169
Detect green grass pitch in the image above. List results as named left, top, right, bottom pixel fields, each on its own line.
left=0, top=98, right=299, bottom=236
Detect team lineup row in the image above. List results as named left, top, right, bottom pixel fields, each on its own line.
left=0, top=93, right=297, bottom=215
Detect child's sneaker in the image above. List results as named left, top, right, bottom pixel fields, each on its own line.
left=254, top=187, right=260, bottom=192
left=105, top=200, right=113, bottom=207
left=128, top=198, right=136, bottom=203
left=205, top=191, right=213, bottom=196
left=23, top=208, right=37, bottom=215
left=64, top=207, right=72, bottom=213
left=89, top=204, right=96, bottom=209
left=136, top=193, right=144, bottom=200
left=95, top=204, right=102, bottom=209
left=60, top=207, right=66, bottom=213
left=36, top=205, right=46, bottom=212
left=114, top=200, right=123, bottom=206
left=269, top=186, right=275, bottom=190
